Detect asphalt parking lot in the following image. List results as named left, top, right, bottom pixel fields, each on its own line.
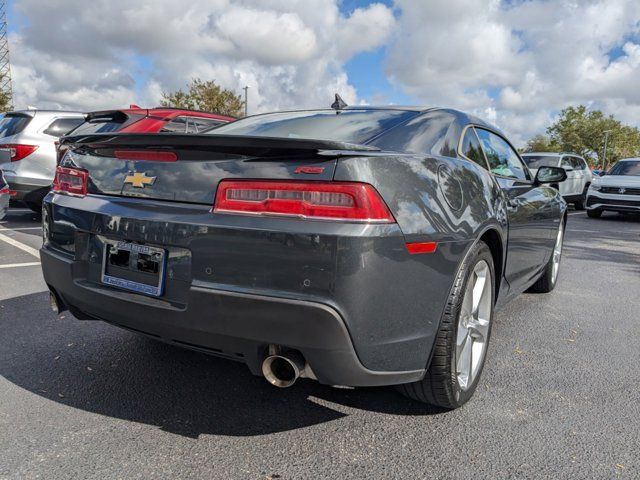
left=0, top=208, right=639, bottom=479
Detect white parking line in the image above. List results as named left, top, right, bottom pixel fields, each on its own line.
left=4, top=226, right=43, bottom=231
left=0, top=262, right=41, bottom=269
left=0, top=231, right=41, bottom=258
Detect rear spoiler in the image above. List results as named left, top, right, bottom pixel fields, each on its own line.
left=59, top=133, right=380, bottom=157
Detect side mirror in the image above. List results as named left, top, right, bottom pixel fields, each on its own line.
left=599, top=171, right=607, bottom=176
left=535, top=166, right=567, bottom=184
left=563, top=166, right=574, bottom=172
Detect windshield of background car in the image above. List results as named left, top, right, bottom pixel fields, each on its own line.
left=0, top=114, right=32, bottom=138
left=522, top=155, right=559, bottom=168
left=609, top=160, right=640, bottom=176
left=70, top=119, right=125, bottom=135
left=204, top=110, right=419, bottom=144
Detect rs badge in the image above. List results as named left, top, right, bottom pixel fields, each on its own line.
left=124, top=172, right=156, bottom=188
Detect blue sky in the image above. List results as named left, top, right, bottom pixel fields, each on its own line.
left=6, top=0, right=640, bottom=145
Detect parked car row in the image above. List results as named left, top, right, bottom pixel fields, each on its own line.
left=0, top=107, right=234, bottom=212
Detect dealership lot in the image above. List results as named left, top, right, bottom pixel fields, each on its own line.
left=0, top=208, right=639, bottom=479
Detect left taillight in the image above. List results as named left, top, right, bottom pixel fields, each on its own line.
left=0, top=144, right=39, bottom=162
left=0, top=186, right=9, bottom=195
left=52, top=166, right=89, bottom=197
left=213, top=180, right=395, bottom=222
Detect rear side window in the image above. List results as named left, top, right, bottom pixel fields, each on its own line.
left=186, top=117, right=225, bottom=133
left=0, top=114, right=32, bottom=138
left=43, top=117, right=84, bottom=137
left=560, top=156, right=573, bottom=169
left=475, top=128, right=528, bottom=180
left=571, top=157, right=586, bottom=170
left=159, top=116, right=187, bottom=134
left=460, top=127, right=487, bottom=168
left=161, top=116, right=226, bottom=134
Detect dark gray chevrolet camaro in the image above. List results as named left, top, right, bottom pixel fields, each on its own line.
left=42, top=107, right=568, bottom=408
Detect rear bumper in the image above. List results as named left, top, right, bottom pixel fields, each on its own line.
left=41, top=247, right=425, bottom=387
left=41, top=193, right=468, bottom=386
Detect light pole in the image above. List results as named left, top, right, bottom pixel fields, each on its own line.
left=243, top=86, right=249, bottom=117
left=602, top=130, right=612, bottom=170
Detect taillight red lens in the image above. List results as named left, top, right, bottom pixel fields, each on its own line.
left=0, top=186, right=9, bottom=195
left=0, top=144, right=39, bottom=162
left=52, top=166, right=89, bottom=197
left=213, top=180, right=395, bottom=222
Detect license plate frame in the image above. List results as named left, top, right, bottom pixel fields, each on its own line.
left=101, top=241, right=167, bottom=297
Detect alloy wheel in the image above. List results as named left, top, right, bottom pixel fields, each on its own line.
left=456, top=260, right=493, bottom=391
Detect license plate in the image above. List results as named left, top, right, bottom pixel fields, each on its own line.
left=101, top=241, right=166, bottom=297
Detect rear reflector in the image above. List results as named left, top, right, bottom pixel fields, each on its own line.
left=213, top=180, right=395, bottom=222
left=406, top=241, right=438, bottom=254
left=52, top=166, right=89, bottom=197
left=114, top=150, right=177, bottom=162
left=0, top=144, right=39, bottom=162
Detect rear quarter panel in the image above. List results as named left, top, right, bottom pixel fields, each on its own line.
left=332, top=153, right=508, bottom=369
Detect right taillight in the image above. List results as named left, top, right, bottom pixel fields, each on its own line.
left=213, top=180, right=395, bottom=222
left=0, top=144, right=39, bottom=162
left=52, top=166, right=89, bottom=197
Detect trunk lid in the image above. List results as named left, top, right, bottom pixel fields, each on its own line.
left=60, top=133, right=377, bottom=204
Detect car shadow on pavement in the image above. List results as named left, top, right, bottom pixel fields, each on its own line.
left=0, top=292, right=443, bottom=439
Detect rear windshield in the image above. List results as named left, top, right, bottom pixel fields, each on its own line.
left=522, top=155, right=559, bottom=168
left=70, top=119, right=125, bottom=135
left=0, top=114, right=32, bottom=138
left=204, top=110, right=419, bottom=144
left=609, top=160, right=640, bottom=176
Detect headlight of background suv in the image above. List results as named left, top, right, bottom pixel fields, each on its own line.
left=589, top=184, right=601, bottom=191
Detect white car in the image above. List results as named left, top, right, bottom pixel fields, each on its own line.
left=522, top=153, right=593, bottom=209
left=586, top=158, right=640, bottom=218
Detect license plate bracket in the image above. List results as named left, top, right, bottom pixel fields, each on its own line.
left=101, top=241, right=166, bottom=297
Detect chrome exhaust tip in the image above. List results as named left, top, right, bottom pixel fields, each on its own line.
left=262, top=352, right=305, bottom=388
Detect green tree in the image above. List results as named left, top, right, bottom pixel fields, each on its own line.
left=522, top=134, right=561, bottom=153
left=160, top=78, right=244, bottom=117
left=545, top=105, right=640, bottom=168
left=0, top=74, right=12, bottom=112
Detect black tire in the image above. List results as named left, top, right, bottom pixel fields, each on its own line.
left=527, top=219, right=565, bottom=293
left=397, top=241, right=495, bottom=409
left=574, top=185, right=588, bottom=210
left=586, top=208, right=602, bottom=218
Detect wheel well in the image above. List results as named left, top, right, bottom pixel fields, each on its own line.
left=479, top=229, right=503, bottom=302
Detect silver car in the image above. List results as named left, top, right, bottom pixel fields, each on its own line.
left=0, top=110, right=85, bottom=211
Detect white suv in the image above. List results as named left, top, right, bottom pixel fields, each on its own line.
left=522, top=153, right=593, bottom=209
left=586, top=158, right=640, bottom=218
left=0, top=110, right=85, bottom=211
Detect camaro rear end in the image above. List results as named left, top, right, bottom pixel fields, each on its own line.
left=42, top=107, right=567, bottom=408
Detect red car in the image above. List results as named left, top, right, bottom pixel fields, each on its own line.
left=69, top=106, right=234, bottom=135
left=57, top=107, right=235, bottom=163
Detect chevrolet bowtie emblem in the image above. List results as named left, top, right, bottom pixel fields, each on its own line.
left=124, top=172, right=156, bottom=188
left=618, top=188, right=626, bottom=194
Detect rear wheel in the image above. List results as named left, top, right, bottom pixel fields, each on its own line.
left=397, top=241, right=495, bottom=409
left=527, top=219, right=564, bottom=293
left=587, top=208, right=602, bottom=218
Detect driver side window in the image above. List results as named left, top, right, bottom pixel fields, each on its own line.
left=475, top=128, right=528, bottom=181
